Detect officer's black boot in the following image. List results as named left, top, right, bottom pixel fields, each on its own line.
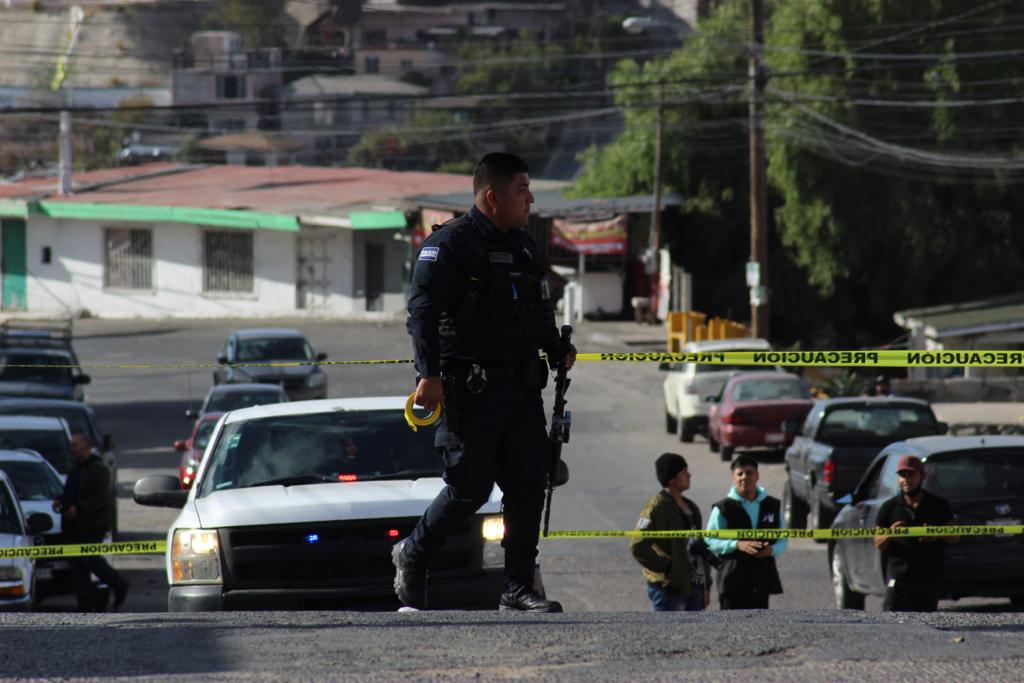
left=499, top=583, right=563, bottom=613
left=392, top=538, right=427, bottom=609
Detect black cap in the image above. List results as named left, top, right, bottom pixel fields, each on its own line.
left=656, top=453, right=687, bottom=487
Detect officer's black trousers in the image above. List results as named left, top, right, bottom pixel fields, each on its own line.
left=408, top=380, right=548, bottom=588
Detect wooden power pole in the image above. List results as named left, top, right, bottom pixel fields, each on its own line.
left=648, top=85, right=665, bottom=321
left=748, top=0, right=769, bottom=339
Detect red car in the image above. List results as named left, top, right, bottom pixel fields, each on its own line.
left=174, top=412, right=223, bottom=489
left=708, top=372, right=813, bottom=462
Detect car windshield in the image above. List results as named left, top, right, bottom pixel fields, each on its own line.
left=0, top=460, right=64, bottom=500
left=208, top=390, right=284, bottom=413
left=732, top=378, right=809, bottom=402
left=695, top=363, right=774, bottom=374
left=925, top=450, right=1024, bottom=501
left=0, top=432, right=71, bottom=475
left=199, top=409, right=441, bottom=494
left=236, top=337, right=313, bottom=362
left=817, top=405, right=938, bottom=446
left=0, top=353, right=72, bottom=383
left=194, top=420, right=217, bottom=450
left=0, top=407, right=94, bottom=442
left=0, top=483, right=21, bottom=534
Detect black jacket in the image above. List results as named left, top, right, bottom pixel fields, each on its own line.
left=59, top=455, right=112, bottom=539
left=712, top=496, right=784, bottom=598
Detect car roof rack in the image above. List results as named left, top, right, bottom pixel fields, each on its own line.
left=0, top=319, right=74, bottom=350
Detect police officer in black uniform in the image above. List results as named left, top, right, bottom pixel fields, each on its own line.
left=395, top=152, right=575, bottom=612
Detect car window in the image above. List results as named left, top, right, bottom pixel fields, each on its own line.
left=199, top=409, right=441, bottom=494
left=0, top=483, right=21, bottom=534
left=817, top=406, right=938, bottom=445
left=0, top=407, right=95, bottom=443
left=731, top=378, right=808, bottom=402
left=925, top=449, right=1024, bottom=501
left=0, top=461, right=64, bottom=500
left=802, top=404, right=823, bottom=438
left=208, top=391, right=286, bottom=413
left=194, top=421, right=218, bottom=451
left=236, top=338, right=313, bottom=362
left=0, top=353, right=73, bottom=383
left=695, top=362, right=778, bottom=374
left=0, top=432, right=71, bottom=475
left=876, top=455, right=901, bottom=499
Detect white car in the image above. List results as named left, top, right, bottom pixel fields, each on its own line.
left=0, top=415, right=73, bottom=480
left=662, top=338, right=777, bottom=442
left=134, top=397, right=505, bottom=611
left=0, top=470, right=52, bottom=611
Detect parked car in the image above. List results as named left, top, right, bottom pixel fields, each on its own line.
left=0, top=450, right=70, bottom=601
left=0, top=398, right=117, bottom=533
left=187, top=384, right=288, bottom=420
left=0, top=469, right=52, bottom=611
left=175, top=412, right=224, bottom=490
left=661, top=338, right=777, bottom=442
left=213, top=329, right=327, bottom=401
left=0, top=321, right=90, bottom=402
left=0, top=416, right=72, bottom=479
left=783, top=397, right=946, bottom=532
left=707, top=372, right=814, bottom=462
left=134, top=397, right=505, bottom=611
left=829, top=435, right=1024, bottom=609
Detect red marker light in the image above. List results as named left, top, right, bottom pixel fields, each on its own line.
left=337, top=474, right=358, bottom=482
left=388, top=529, right=400, bottom=538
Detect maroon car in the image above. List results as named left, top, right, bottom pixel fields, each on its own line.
left=708, top=372, right=813, bottom=462
left=174, top=411, right=223, bottom=489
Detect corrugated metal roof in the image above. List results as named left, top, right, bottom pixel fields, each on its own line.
left=894, top=293, right=1024, bottom=338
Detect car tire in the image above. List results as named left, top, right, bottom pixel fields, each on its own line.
left=678, top=419, right=695, bottom=443
left=809, top=492, right=832, bottom=543
left=720, top=445, right=734, bottom=462
left=830, top=543, right=865, bottom=610
left=782, top=480, right=808, bottom=529
left=665, top=410, right=678, bottom=435
left=708, top=435, right=720, bottom=453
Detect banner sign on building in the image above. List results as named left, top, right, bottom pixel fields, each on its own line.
left=550, top=215, right=627, bottom=255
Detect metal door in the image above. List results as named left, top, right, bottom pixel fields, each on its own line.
left=365, top=242, right=384, bottom=312
left=296, top=235, right=331, bottom=309
left=1, top=219, right=27, bottom=311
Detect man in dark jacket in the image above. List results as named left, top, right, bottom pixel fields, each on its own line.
left=630, top=453, right=710, bottom=611
left=54, top=434, right=128, bottom=612
left=706, top=455, right=786, bottom=609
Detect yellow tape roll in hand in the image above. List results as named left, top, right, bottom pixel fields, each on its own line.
left=404, top=392, right=440, bottom=432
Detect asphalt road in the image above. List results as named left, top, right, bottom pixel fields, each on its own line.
left=9, top=317, right=1023, bottom=681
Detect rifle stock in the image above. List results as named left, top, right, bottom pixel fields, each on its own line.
left=542, top=325, right=573, bottom=537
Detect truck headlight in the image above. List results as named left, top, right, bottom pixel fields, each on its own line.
left=481, top=515, right=504, bottom=568
left=0, top=566, right=25, bottom=597
left=171, top=529, right=222, bottom=584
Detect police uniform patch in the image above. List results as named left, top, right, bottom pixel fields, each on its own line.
left=637, top=517, right=651, bottom=530
left=489, top=252, right=513, bottom=264
left=419, top=246, right=439, bottom=262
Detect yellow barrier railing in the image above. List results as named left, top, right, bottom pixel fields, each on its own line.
left=666, top=311, right=749, bottom=352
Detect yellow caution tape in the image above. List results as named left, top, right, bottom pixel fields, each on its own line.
left=0, top=540, right=166, bottom=559
left=404, top=392, right=440, bottom=432
left=8, top=349, right=1024, bottom=371
left=542, top=526, right=1024, bottom=540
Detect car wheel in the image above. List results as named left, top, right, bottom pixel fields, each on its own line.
left=782, top=480, right=808, bottom=529
left=830, top=544, right=865, bottom=610
left=678, top=418, right=695, bottom=443
left=665, top=410, right=678, bottom=435
left=708, top=435, right=720, bottom=453
left=720, top=445, right=734, bottom=462
left=809, top=492, right=832, bottom=543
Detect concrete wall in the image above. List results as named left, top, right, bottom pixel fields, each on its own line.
left=22, top=218, right=407, bottom=319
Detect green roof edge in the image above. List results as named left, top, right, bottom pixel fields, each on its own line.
left=37, top=201, right=299, bottom=231
left=0, top=199, right=29, bottom=219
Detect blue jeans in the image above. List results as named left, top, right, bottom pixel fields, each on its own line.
left=647, top=583, right=706, bottom=612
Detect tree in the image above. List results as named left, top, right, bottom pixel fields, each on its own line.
left=202, top=0, right=287, bottom=48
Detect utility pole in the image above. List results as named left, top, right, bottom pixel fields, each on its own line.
left=747, top=0, right=769, bottom=339
left=647, top=84, right=665, bottom=322
left=53, top=5, right=85, bottom=197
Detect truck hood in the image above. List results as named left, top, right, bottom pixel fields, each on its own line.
left=232, top=365, right=315, bottom=381
left=193, top=478, right=502, bottom=528
left=0, top=382, right=73, bottom=400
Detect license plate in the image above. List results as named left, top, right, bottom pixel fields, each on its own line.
left=986, top=518, right=1021, bottom=537
left=765, top=433, right=785, bottom=444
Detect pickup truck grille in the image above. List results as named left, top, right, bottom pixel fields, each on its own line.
left=219, top=517, right=480, bottom=589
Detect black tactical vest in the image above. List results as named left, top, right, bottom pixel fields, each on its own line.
left=713, top=496, right=784, bottom=598
left=434, top=215, right=554, bottom=341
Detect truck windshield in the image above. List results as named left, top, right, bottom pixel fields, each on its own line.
left=198, top=409, right=441, bottom=494
left=0, top=353, right=72, bottom=383
left=818, top=405, right=939, bottom=446
left=0, top=432, right=71, bottom=475
left=925, top=450, right=1024, bottom=501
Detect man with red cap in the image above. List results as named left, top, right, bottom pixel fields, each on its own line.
left=874, top=454, right=957, bottom=612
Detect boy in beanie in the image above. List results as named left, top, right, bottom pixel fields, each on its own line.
left=630, top=453, right=709, bottom=611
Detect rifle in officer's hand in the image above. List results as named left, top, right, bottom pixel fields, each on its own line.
left=542, top=325, right=573, bottom=538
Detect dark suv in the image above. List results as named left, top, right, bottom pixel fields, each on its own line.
left=213, top=329, right=327, bottom=401
left=0, top=321, right=90, bottom=402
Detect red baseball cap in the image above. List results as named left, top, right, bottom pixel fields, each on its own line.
left=896, top=455, right=924, bottom=474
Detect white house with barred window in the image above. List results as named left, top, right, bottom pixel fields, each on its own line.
left=0, top=163, right=472, bottom=319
